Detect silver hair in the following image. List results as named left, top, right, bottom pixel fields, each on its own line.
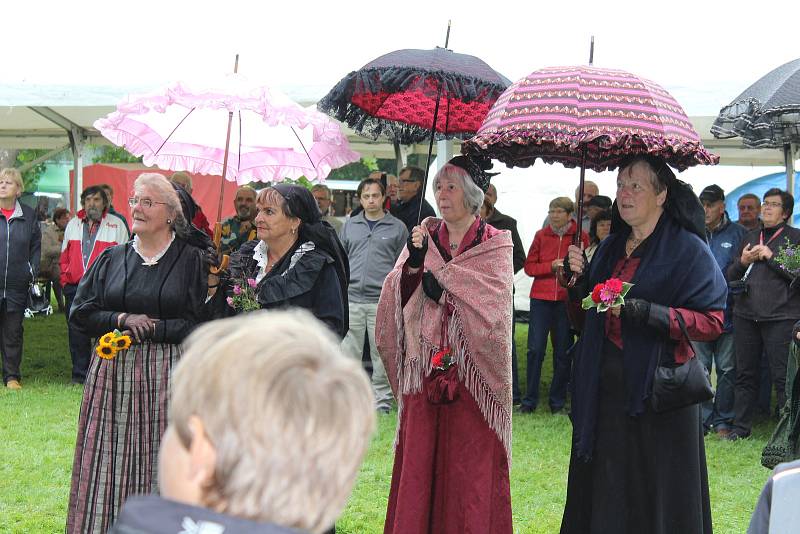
left=171, top=309, right=375, bottom=533
left=431, top=163, right=485, bottom=216
left=133, top=173, right=188, bottom=238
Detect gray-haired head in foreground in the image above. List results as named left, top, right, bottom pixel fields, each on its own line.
left=169, top=309, right=375, bottom=534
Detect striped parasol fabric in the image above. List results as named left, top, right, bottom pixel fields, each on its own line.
left=462, top=65, right=718, bottom=171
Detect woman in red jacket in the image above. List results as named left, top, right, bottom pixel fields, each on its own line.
left=521, top=196, right=588, bottom=414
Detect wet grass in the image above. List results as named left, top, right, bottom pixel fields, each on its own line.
left=0, top=316, right=774, bottom=533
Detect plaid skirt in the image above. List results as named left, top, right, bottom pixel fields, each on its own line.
left=66, top=341, right=181, bottom=534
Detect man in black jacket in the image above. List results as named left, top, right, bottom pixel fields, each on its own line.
left=726, top=188, right=800, bottom=440
left=391, top=165, right=435, bottom=232
left=483, top=183, right=525, bottom=404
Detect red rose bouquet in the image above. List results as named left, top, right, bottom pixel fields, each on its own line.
left=431, top=347, right=454, bottom=370
left=581, top=277, right=633, bottom=312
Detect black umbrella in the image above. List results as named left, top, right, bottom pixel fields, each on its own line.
left=318, top=24, right=510, bottom=224
left=712, top=58, right=800, bottom=189
left=318, top=47, right=510, bottom=145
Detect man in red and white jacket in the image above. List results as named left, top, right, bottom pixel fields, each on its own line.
left=60, top=185, right=129, bottom=383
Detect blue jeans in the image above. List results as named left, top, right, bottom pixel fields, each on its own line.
left=695, top=332, right=735, bottom=430
left=523, top=298, right=571, bottom=410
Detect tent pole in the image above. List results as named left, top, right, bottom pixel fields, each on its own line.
left=69, top=128, right=86, bottom=213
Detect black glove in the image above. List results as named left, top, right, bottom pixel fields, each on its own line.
left=621, top=298, right=670, bottom=336
left=422, top=271, right=444, bottom=303
left=202, top=246, right=221, bottom=270
left=406, top=234, right=428, bottom=269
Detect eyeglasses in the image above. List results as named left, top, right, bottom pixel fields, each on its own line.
left=762, top=201, right=783, bottom=209
left=128, top=197, right=168, bottom=209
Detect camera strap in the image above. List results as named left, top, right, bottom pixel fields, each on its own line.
left=760, top=226, right=785, bottom=246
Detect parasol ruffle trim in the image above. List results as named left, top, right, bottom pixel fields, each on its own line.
left=463, top=130, right=718, bottom=171
left=97, top=128, right=359, bottom=184
left=318, top=65, right=508, bottom=144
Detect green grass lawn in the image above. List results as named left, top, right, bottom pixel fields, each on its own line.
left=0, top=313, right=776, bottom=533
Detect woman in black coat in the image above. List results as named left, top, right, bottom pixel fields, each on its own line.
left=211, top=184, right=349, bottom=338
left=561, top=156, right=727, bottom=534
left=0, top=168, right=41, bottom=390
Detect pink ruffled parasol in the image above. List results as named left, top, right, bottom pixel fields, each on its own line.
left=94, top=74, right=360, bottom=186
left=462, top=65, right=718, bottom=172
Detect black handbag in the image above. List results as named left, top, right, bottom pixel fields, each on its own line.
left=650, top=314, right=714, bottom=413
left=728, top=263, right=753, bottom=296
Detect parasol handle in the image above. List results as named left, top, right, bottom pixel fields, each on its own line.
left=566, top=146, right=590, bottom=288
left=209, top=222, right=230, bottom=274
left=418, top=85, right=444, bottom=225
left=217, top=54, right=239, bottom=221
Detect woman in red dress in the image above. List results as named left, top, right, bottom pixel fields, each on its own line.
left=376, top=155, right=514, bottom=534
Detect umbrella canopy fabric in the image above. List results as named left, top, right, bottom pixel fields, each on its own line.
left=95, top=74, right=360, bottom=185
left=317, top=47, right=511, bottom=144
left=462, top=65, right=718, bottom=172
left=711, top=58, right=800, bottom=148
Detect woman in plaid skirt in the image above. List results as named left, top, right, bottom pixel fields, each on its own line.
left=66, top=173, right=211, bottom=533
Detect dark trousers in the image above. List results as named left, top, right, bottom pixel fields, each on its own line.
left=0, top=300, right=24, bottom=384
left=512, top=310, right=521, bottom=404
left=524, top=298, right=571, bottom=410
left=63, top=284, right=92, bottom=383
left=758, top=351, right=773, bottom=415
left=732, top=316, right=795, bottom=433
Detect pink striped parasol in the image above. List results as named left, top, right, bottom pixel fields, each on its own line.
left=462, top=64, right=718, bottom=172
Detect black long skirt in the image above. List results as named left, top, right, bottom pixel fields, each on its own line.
left=560, top=342, right=712, bottom=534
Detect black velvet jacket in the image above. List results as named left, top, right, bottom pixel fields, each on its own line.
left=70, top=239, right=207, bottom=344
left=222, top=239, right=347, bottom=338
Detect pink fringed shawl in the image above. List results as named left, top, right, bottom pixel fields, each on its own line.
left=376, top=217, right=514, bottom=460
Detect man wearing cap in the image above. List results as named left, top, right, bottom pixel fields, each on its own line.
left=697, top=184, right=747, bottom=437
left=585, top=195, right=612, bottom=222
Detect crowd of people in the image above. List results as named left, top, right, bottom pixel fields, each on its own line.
left=2, top=156, right=800, bottom=533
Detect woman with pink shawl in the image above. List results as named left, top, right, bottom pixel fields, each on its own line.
left=376, top=155, right=514, bottom=534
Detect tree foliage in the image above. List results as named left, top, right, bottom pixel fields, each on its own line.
left=327, top=157, right=379, bottom=181
left=91, top=145, right=143, bottom=164
left=14, top=149, right=49, bottom=191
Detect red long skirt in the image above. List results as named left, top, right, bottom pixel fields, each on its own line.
left=384, top=370, right=512, bottom=534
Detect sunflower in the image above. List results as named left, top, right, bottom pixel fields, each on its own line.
left=113, top=335, right=132, bottom=351
left=96, top=344, right=117, bottom=360
left=99, top=332, right=116, bottom=347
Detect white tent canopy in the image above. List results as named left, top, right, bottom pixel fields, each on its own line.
left=0, top=83, right=793, bottom=209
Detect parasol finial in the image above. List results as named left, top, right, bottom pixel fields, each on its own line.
left=234, top=54, right=239, bottom=74
left=589, top=36, right=594, bottom=66
left=445, top=20, right=451, bottom=48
